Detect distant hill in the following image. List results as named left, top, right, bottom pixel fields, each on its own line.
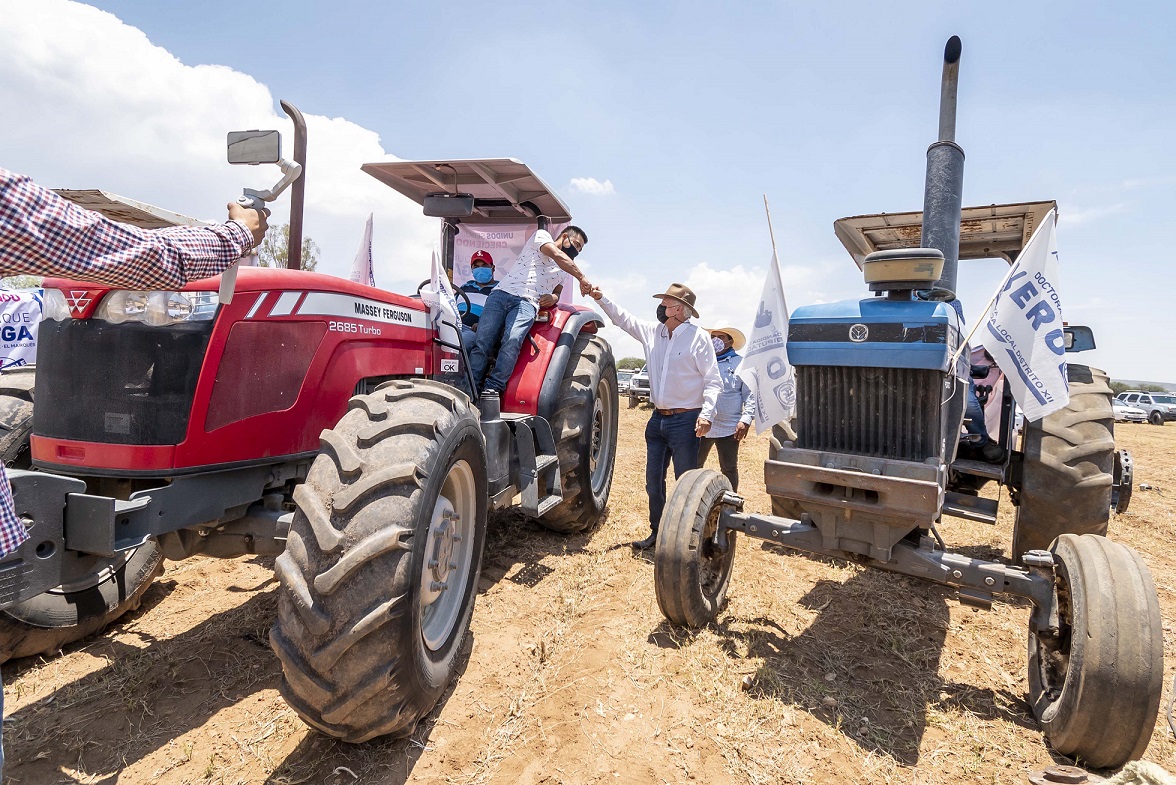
left=1114, top=379, right=1176, bottom=392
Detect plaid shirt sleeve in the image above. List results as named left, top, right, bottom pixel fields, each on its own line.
left=0, top=466, right=27, bottom=557
left=0, top=167, right=254, bottom=290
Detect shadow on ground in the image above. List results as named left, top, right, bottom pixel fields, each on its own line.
left=682, top=566, right=1039, bottom=764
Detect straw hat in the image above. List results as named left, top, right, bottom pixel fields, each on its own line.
left=651, top=283, right=699, bottom=319
left=704, top=321, right=746, bottom=351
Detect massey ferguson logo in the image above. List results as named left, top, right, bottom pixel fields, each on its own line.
left=848, top=323, right=869, bottom=342
left=66, top=290, right=94, bottom=315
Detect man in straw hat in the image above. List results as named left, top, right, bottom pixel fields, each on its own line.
left=698, top=322, right=755, bottom=492
left=589, top=282, right=721, bottom=550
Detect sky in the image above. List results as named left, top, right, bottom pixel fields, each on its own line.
left=2, top=1, right=1173, bottom=382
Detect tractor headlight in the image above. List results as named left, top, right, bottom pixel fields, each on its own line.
left=96, top=291, right=219, bottom=326
left=42, top=289, right=71, bottom=321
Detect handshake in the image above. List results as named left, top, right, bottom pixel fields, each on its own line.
left=578, top=278, right=603, bottom=300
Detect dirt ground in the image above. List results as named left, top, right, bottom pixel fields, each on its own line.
left=4, top=408, right=1175, bottom=784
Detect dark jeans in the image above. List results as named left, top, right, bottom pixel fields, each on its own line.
left=468, top=289, right=537, bottom=394
left=965, top=378, right=990, bottom=441
left=699, top=434, right=740, bottom=492
left=646, top=409, right=702, bottom=531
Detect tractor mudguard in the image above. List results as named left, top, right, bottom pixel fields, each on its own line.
left=499, top=305, right=603, bottom=419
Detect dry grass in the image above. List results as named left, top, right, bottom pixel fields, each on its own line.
left=3, top=409, right=1175, bottom=784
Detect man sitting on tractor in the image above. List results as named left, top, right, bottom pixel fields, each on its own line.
left=458, top=249, right=498, bottom=346
left=468, top=226, right=593, bottom=395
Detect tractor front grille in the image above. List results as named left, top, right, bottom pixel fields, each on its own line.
left=796, top=365, right=944, bottom=461
left=35, top=318, right=215, bottom=445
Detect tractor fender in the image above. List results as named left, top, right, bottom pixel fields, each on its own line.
left=536, top=310, right=603, bottom=422
left=499, top=305, right=602, bottom=419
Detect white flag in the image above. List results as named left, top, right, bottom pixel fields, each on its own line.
left=983, top=209, right=1069, bottom=421
left=348, top=213, right=375, bottom=287
left=419, top=249, right=463, bottom=350
left=736, top=251, right=796, bottom=434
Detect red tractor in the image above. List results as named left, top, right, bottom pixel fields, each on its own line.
left=0, top=113, right=619, bottom=741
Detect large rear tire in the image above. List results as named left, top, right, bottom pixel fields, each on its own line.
left=1027, top=534, right=1163, bottom=768
left=0, top=369, right=163, bottom=663
left=1012, top=365, right=1114, bottom=560
left=654, top=469, right=737, bottom=628
left=271, top=380, right=487, bottom=742
left=538, top=333, right=618, bottom=534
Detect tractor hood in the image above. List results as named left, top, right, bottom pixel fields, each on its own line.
left=788, top=297, right=963, bottom=374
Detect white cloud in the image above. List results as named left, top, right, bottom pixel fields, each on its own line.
left=0, top=0, right=436, bottom=291
left=1060, top=203, right=1128, bottom=227
left=568, top=177, right=616, bottom=196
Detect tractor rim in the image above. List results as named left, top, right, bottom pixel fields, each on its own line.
left=1033, top=573, right=1073, bottom=718
left=697, top=501, right=726, bottom=595
left=588, top=376, right=614, bottom=495
left=419, top=459, right=477, bottom=651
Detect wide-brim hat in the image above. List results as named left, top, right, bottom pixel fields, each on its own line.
left=704, top=321, right=746, bottom=351
left=652, top=282, right=699, bottom=319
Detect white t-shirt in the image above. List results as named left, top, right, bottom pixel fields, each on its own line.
left=496, top=230, right=567, bottom=305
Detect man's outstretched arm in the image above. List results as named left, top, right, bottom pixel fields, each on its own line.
left=0, top=167, right=266, bottom=290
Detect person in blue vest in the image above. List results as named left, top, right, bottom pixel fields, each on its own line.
left=697, top=322, right=755, bottom=492
left=458, top=249, right=498, bottom=346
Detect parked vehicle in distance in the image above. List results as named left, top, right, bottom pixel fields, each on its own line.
left=617, top=370, right=633, bottom=394
left=1112, top=398, right=1148, bottom=424
left=1116, top=391, right=1176, bottom=426
left=628, top=366, right=650, bottom=408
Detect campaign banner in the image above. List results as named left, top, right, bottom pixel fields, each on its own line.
left=0, top=290, right=42, bottom=369
left=736, top=252, right=796, bottom=434
left=454, top=223, right=573, bottom=303
left=984, top=209, right=1069, bottom=421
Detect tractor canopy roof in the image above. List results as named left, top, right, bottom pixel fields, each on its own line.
left=53, top=189, right=209, bottom=229
left=361, top=158, right=572, bottom=224
left=834, top=200, right=1057, bottom=268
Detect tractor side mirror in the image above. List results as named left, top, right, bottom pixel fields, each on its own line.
left=227, top=130, right=282, bottom=165
left=423, top=193, right=475, bottom=218
left=1063, top=325, right=1096, bottom=352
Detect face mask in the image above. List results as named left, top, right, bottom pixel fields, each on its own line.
left=656, top=305, right=669, bottom=324
left=472, top=267, right=493, bottom=284
left=562, top=241, right=580, bottom=260
left=712, top=337, right=726, bottom=354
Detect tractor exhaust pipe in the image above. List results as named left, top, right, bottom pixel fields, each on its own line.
left=281, top=100, right=308, bottom=271
left=920, top=35, right=965, bottom=297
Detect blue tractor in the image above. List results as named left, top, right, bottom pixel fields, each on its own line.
left=653, top=37, right=1161, bottom=769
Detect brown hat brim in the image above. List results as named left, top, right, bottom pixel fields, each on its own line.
left=652, top=293, right=699, bottom=319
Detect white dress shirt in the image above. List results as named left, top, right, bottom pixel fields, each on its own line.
left=597, top=295, right=720, bottom=421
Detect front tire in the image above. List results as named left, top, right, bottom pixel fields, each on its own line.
left=539, top=333, right=618, bottom=533
left=0, top=370, right=162, bottom=662
left=1027, top=534, right=1163, bottom=768
left=1012, top=365, right=1114, bottom=560
left=1149, top=411, right=1164, bottom=426
left=271, top=380, right=487, bottom=742
left=654, top=469, right=737, bottom=628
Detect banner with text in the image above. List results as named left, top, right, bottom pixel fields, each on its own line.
left=454, top=223, right=573, bottom=303
left=984, top=209, right=1069, bottom=422
left=736, top=253, right=796, bottom=434
left=0, top=290, right=41, bottom=370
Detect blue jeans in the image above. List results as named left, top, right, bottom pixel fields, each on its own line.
left=468, top=289, right=537, bottom=394
left=965, top=378, right=989, bottom=441
left=646, top=409, right=702, bottom=530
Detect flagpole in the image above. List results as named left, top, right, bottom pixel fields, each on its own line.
left=763, top=194, right=779, bottom=256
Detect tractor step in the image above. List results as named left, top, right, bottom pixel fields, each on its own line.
left=535, top=455, right=559, bottom=474
left=942, top=491, right=999, bottom=524
left=951, top=458, right=1004, bottom=480
left=535, top=494, right=563, bottom=517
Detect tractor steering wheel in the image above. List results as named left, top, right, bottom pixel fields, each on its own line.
left=414, top=279, right=473, bottom=316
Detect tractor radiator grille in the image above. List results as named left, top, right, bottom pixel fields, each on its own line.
left=796, top=365, right=943, bottom=461
left=35, top=318, right=214, bottom=445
